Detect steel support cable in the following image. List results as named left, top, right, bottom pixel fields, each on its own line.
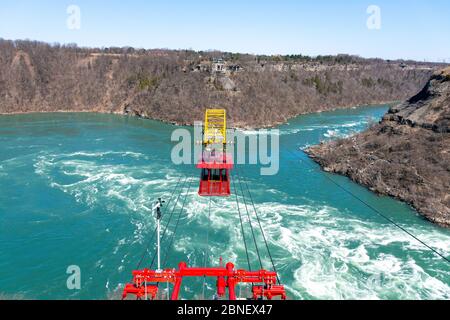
left=162, top=179, right=194, bottom=267
left=235, top=170, right=264, bottom=270
left=232, top=174, right=252, bottom=272
left=135, top=176, right=184, bottom=270
left=202, top=197, right=212, bottom=299
left=235, top=166, right=281, bottom=284
left=153, top=179, right=193, bottom=296
left=149, top=177, right=189, bottom=269
left=287, top=149, right=450, bottom=264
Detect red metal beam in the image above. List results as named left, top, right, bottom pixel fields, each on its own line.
left=123, top=262, right=286, bottom=300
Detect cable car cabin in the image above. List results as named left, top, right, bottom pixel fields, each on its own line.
left=197, top=151, right=233, bottom=197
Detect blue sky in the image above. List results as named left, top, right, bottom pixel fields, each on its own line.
left=0, top=0, right=449, bottom=61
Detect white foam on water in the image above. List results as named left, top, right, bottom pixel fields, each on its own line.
left=340, top=121, right=362, bottom=128
left=276, top=119, right=370, bottom=138
left=173, top=236, right=193, bottom=253
left=274, top=206, right=450, bottom=299
left=324, top=130, right=339, bottom=139
left=181, top=195, right=450, bottom=300
left=113, top=238, right=128, bottom=255
left=300, top=144, right=312, bottom=151
left=237, top=119, right=369, bottom=138
left=0, top=164, right=6, bottom=177
left=64, top=151, right=147, bottom=159
left=32, top=149, right=450, bottom=300
left=33, top=151, right=182, bottom=246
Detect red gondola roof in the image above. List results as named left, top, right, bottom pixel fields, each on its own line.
left=196, top=152, right=234, bottom=169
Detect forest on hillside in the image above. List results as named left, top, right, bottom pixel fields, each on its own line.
left=0, top=39, right=445, bottom=127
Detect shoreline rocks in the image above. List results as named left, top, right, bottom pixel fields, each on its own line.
left=306, top=68, right=450, bottom=228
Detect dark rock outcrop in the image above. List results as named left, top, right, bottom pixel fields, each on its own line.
left=384, top=67, right=450, bottom=133
left=307, top=68, right=450, bottom=228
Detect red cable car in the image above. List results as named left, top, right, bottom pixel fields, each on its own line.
left=197, top=109, right=233, bottom=197
left=197, top=150, right=233, bottom=196
left=122, top=108, right=287, bottom=301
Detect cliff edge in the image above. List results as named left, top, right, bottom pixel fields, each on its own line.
left=307, top=67, right=450, bottom=227
left=0, top=39, right=444, bottom=128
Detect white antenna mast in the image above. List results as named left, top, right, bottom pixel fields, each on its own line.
left=153, top=198, right=165, bottom=272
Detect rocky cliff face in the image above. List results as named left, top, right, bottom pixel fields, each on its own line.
left=385, top=67, right=450, bottom=133
left=307, top=68, right=450, bottom=227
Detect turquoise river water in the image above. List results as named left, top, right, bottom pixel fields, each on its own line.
left=0, top=105, right=449, bottom=300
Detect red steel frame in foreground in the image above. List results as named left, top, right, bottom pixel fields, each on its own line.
left=123, top=262, right=286, bottom=300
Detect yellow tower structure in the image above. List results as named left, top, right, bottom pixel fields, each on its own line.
left=203, top=109, right=227, bottom=146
